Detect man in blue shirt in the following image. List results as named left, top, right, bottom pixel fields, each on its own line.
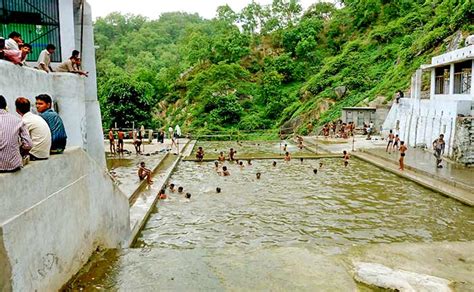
left=35, top=94, right=67, bottom=154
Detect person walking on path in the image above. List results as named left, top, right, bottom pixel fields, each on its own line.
left=174, top=124, right=181, bottom=138
left=433, top=134, right=446, bottom=168
left=399, top=141, right=407, bottom=171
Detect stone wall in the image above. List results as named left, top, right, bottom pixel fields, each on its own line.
left=0, top=148, right=130, bottom=291
left=452, top=117, right=474, bottom=165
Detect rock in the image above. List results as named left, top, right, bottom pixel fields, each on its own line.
left=353, top=262, right=452, bottom=292
left=334, top=86, right=347, bottom=99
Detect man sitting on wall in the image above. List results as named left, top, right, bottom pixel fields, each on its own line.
left=15, top=97, right=52, bottom=161
left=35, top=94, right=67, bottom=154
left=4, top=31, right=22, bottom=50
left=36, top=44, right=56, bottom=73
left=56, top=55, right=88, bottom=77
left=3, top=43, right=31, bottom=65
left=0, top=95, right=32, bottom=172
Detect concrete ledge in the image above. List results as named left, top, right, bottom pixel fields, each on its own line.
left=352, top=152, right=474, bottom=206
left=127, top=141, right=192, bottom=247
left=0, top=148, right=130, bottom=291
left=359, top=149, right=474, bottom=194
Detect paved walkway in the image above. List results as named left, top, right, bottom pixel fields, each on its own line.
left=366, top=147, right=474, bottom=190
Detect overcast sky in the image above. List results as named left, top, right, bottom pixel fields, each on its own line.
left=87, top=0, right=321, bottom=20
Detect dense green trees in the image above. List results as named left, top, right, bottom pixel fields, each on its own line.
left=94, top=0, right=472, bottom=135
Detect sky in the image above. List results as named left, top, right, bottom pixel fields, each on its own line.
left=87, top=0, right=321, bottom=20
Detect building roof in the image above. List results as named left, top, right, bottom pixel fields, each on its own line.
left=421, top=45, right=474, bottom=69
left=342, top=107, right=376, bottom=111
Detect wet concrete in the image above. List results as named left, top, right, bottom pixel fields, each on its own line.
left=366, top=147, right=474, bottom=189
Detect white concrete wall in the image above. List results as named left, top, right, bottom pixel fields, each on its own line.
left=0, top=148, right=130, bottom=292
left=59, top=0, right=76, bottom=62
left=382, top=98, right=471, bottom=156
left=0, top=59, right=105, bottom=167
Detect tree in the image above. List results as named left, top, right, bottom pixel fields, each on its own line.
left=99, top=74, right=156, bottom=128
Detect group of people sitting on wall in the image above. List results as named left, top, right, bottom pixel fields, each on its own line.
left=0, top=31, right=88, bottom=76
left=0, top=94, right=67, bottom=173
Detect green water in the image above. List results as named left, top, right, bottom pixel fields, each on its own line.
left=66, top=142, right=474, bottom=291
left=192, top=140, right=313, bottom=157
left=136, top=158, right=473, bottom=249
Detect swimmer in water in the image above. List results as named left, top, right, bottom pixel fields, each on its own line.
left=214, top=161, right=219, bottom=170
left=178, top=186, right=184, bottom=193
left=169, top=183, right=176, bottom=192
left=185, top=193, right=191, bottom=199
left=216, top=187, right=221, bottom=193
left=313, top=169, right=318, bottom=174
left=283, top=144, right=288, bottom=152
left=284, top=151, right=291, bottom=161
left=239, top=161, right=244, bottom=168
left=343, top=150, right=350, bottom=167
left=319, top=162, right=323, bottom=169
left=300, top=157, right=304, bottom=164
left=158, top=189, right=167, bottom=200
left=218, top=151, right=226, bottom=162
left=256, top=172, right=261, bottom=179
left=272, top=161, right=277, bottom=167
left=247, top=159, right=252, bottom=165
left=221, top=166, right=230, bottom=176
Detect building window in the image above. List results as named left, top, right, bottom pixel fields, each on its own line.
left=435, top=66, right=450, bottom=94
left=0, top=0, right=61, bottom=62
left=453, top=60, right=472, bottom=94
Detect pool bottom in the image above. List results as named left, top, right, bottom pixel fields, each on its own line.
left=64, top=241, right=474, bottom=291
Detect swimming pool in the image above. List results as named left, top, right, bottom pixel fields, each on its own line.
left=136, top=158, right=473, bottom=250
left=66, top=142, right=474, bottom=290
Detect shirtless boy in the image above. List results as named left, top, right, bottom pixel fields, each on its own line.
left=284, top=151, right=291, bottom=161
left=218, top=152, right=226, bottom=162
left=399, top=141, right=407, bottom=170
left=138, top=162, right=152, bottom=184
left=343, top=150, right=350, bottom=167
left=196, top=146, right=204, bottom=161
left=108, top=128, right=115, bottom=154
left=117, top=129, right=125, bottom=154
left=229, top=148, right=236, bottom=161
left=392, top=134, right=400, bottom=151
left=386, top=130, right=395, bottom=153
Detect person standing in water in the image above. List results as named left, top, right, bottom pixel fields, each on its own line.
left=399, top=141, right=407, bottom=170
left=229, top=148, right=236, bottom=161
left=284, top=151, right=291, bottom=161
left=432, top=134, right=445, bottom=168
left=196, top=146, right=204, bottom=161
left=218, top=152, right=226, bottom=162
left=343, top=150, right=350, bottom=167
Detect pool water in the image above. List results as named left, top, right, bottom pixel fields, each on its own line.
left=66, top=142, right=474, bottom=290
left=136, top=158, right=473, bottom=250
left=192, top=140, right=313, bottom=157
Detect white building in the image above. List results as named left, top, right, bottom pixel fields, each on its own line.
left=383, top=42, right=474, bottom=165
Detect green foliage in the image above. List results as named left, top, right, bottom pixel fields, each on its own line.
left=94, top=0, right=471, bottom=136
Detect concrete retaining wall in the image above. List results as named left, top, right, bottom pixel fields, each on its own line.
left=382, top=98, right=471, bottom=157
left=0, top=148, right=130, bottom=291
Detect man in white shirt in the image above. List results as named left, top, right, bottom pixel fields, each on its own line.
left=15, top=97, right=52, bottom=160
left=4, top=31, right=22, bottom=50
left=175, top=124, right=181, bottom=138
left=36, top=44, right=56, bottom=73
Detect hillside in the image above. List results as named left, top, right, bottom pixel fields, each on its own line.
left=94, top=0, right=473, bottom=137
